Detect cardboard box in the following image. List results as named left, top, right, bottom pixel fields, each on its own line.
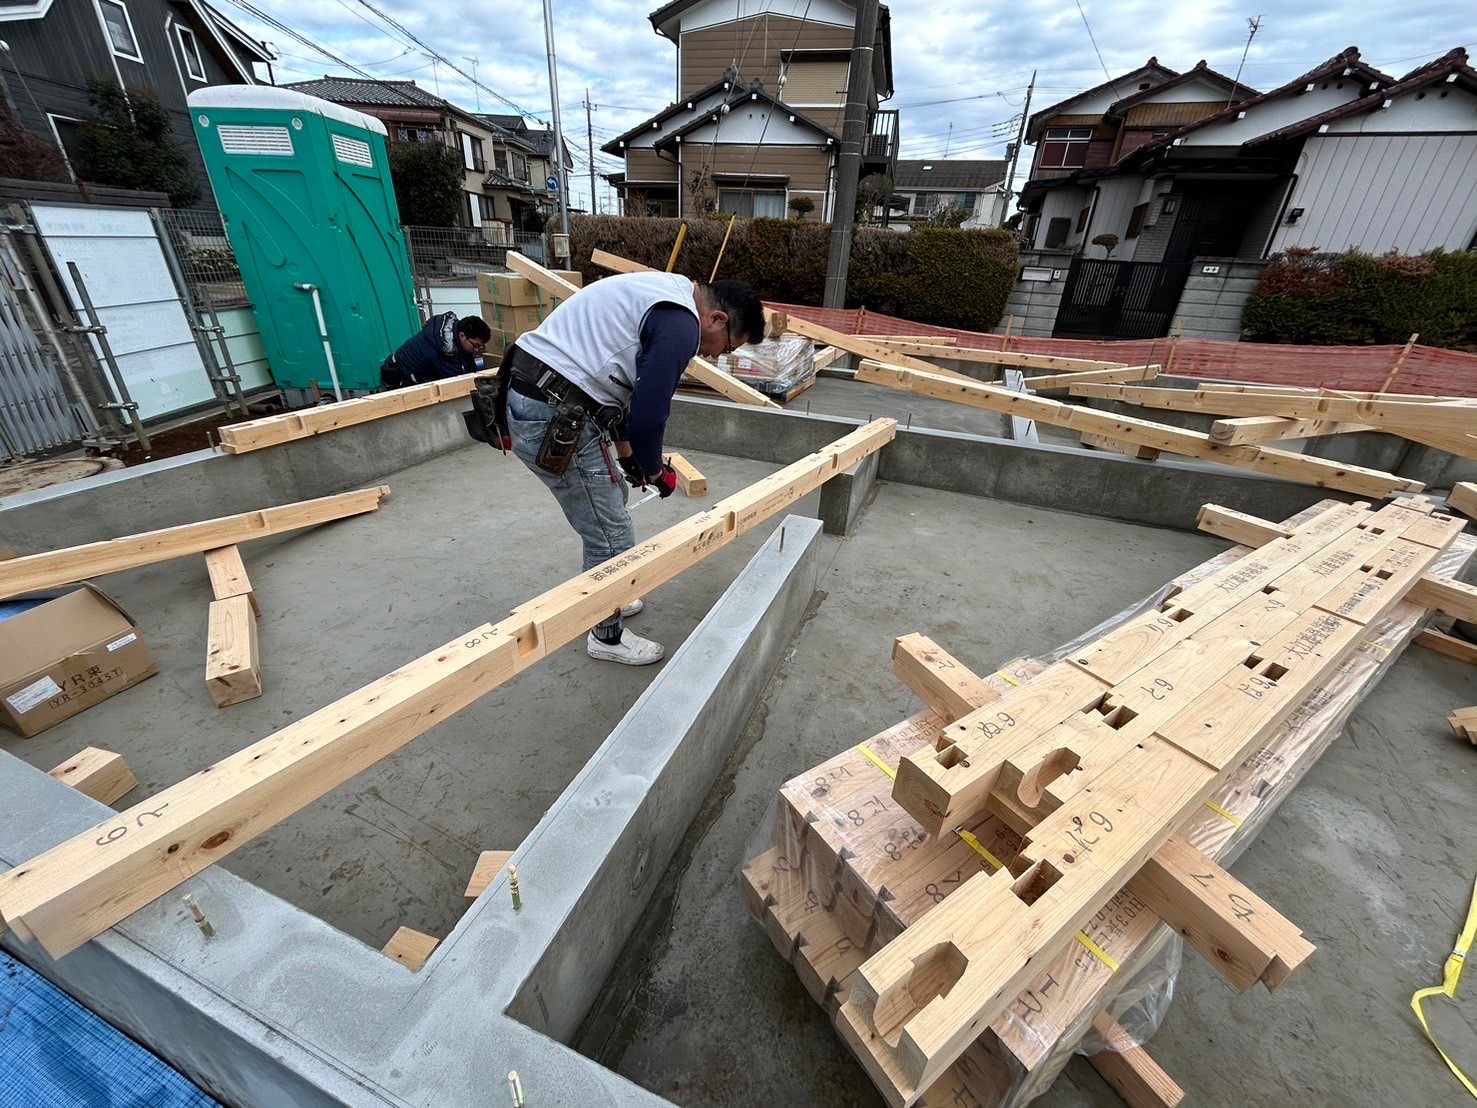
left=476, top=271, right=582, bottom=309
left=0, top=585, right=158, bottom=738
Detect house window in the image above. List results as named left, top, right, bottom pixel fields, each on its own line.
left=1038, top=127, right=1093, bottom=170
left=1126, top=202, right=1149, bottom=240
left=176, top=25, right=206, bottom=81
left=97, top=0, right=142, bottom=60
left=1075, top=206, right=1090, bottom=233
left=1043, top=216, right=1072, bottom=248
left=462, top=134, right=485, bottom=173
left=718, top=188, right=786, bottom=219
left=397, top=127, right=437, bottom=143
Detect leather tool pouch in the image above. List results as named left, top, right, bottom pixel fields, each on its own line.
left=464, top=349, right=514, bottom=451
left=534, top=399, right=586, bottom=475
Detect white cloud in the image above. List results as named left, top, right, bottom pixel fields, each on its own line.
left=218, top=0, right=1476, bottom=211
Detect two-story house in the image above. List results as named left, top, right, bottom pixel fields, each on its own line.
left=1018, top=58, right=1258, bottom=258
left=0, top=0, right=271, bottom=200
left=602, top=0, right=896, bottom=219
left=885, top=159, right=1009, bottom=229
left=283, top=77, right=503, bottom=231
left=477, top=113, right=574, bottom=233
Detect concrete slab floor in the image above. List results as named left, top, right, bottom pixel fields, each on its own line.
left=578, top=485, right=1477, bottom=1108
left=1, top=441, right=821, bottom=953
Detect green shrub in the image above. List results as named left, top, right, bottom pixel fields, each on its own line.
left=569, top=215, right=1018, bottom=331
left=1243, top=247, right=1477, bottom=349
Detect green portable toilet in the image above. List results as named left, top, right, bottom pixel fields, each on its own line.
left=187, top=85, right=420, bottom=396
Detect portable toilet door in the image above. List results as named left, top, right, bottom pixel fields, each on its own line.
left=188, top=85, right=420, bottom=396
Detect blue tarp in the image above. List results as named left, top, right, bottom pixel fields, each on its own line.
left=0, top=955, right=220, bottom=1107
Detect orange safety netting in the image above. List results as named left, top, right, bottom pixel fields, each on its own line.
left=773, top=303, right=1477, bottom=398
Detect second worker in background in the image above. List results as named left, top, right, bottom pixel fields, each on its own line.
left=487, top=270, right=766, bottom=666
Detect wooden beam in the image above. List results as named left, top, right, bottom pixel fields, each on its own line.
left=782, top=317, right=979, bottom=384
left=203, top=545, right=260, bottom=617
left=509, top=251, right=780, bottom=409
left=1065, top=382, right=1477, bottom=438
left=1080, top=432, right=1159, bottom=460
left=590, top=248, right=648, bottom=275
left=1451, top=482, right=1477, bottom=518
left=1405, top=576, right=1477, bottom=624
left=1415, top=628, right=1477, bottom=665
left=464, top=849, right=515, bottom=907
left=48, top=748, right=138, bottom=805
left=217, top=377, right=477, bottom=454
left=891, top=628, right=1315, bottom=998
left=1209, top=415, right=1373, bottom=446
left=1449, top=706, right=1477, bottom=743
left=1023, top=364, right=1160, bottom=391
left=839, top=502, right=1451, bottom=1104
left=813, top=345, right=847, bottom=371
left=0, top=420, right=896, bottom=958
left=1194, top=504, right=1294, bottom=547
left=0, top=487, right=391, bottom=602
left=861, top=334, right=959, bottom=345
left=666, top=452, right=707, bottom=496
left=859, top=337, right=1124, bottom=372
left=382, top=926, right=438, bottom=971
left=892, top=634, right=998, bottom=719
left=857, top=362, right=1423, bottom=498
left=1086, top=1014, right=1185, bottom=1108
left=205, top=595, right=261, bottom=708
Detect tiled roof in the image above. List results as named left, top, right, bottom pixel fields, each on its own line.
left=893, top=159, right=1006, bottom=189
left=282, top=77, right=446, bottom=109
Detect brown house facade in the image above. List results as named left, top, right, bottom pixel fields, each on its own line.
left=603, top=0, right=895, bottom=220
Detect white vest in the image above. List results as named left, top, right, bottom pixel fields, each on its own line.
left=515, top=272, right=700, bottom=407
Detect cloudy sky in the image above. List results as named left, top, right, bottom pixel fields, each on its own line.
left=222, top=0, right=1475, bottom=213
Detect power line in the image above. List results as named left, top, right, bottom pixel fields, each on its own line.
left=1072, top=0, right=1120, bottom=94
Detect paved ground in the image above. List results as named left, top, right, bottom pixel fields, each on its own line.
left=7, top=394, right=1476, bottom=1107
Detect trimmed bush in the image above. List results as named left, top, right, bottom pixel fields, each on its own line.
left=1242, top=247, right=1477, bottom=350
left=569, top=215, right=1018, bottom=331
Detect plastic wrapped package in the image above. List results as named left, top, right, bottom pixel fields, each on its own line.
left=740, top=498, right=1477, bottom=1108
left=716, top=336, right=817, bottom=400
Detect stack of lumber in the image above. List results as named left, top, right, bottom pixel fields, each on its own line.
left=476, top=270, right=582, bottom=355
left=1449, top=707, right=1477, bottom=744
left=744, top=497, right=1474, bottom=1107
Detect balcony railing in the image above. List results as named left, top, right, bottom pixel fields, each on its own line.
left=863, top=109, right=899, bottom=175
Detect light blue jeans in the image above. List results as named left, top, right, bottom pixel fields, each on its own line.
left=507, top=389, right=633, bottom=638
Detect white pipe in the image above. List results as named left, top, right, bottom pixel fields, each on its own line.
left=294, top=283, right=343, bottom=401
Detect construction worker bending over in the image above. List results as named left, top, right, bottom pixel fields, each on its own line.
left=480, top=272, right=765, bottom=665
left=381, top=312, right=492, bottom=388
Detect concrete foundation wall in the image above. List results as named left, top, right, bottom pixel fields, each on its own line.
left=0, top=517, right=824, bottom=1108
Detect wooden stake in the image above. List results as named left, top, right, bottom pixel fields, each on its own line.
left=1000, top=315, right=1014, bottom=352
left=708, top=216, right=735, bottom=281
left=1163, top=320, right=1184, bottom=376
left=206, top=595, right=261, bottom=708
left=667, top=221, right=689, bottom=273
left=1379, top=332, right=1419, bottom=394
left=48, top=748, right=138, bottom=805
left=382, top=927, right=438, bottom=971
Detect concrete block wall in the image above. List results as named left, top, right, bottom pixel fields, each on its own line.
left=1171, top=258, right=1269, bottom=342
left=998, top=249, right=1075, bottom=338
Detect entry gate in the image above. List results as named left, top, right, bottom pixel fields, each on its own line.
left=1052, top=258, right=1191, bottom=340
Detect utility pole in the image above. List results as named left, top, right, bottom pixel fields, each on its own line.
left=822, top=0, right=881, bottom=309
left=541, top=0, right=571, bottom=242
left=585, top=90, right=598, bottom=216
left=1002, top=70, right=1035, bottom=225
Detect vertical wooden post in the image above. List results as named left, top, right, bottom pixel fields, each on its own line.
left=1163, top=320, right=1185, bottom=376
left=1000, top=314, right=1015, bottom=352
left=1379, top=332, right=1419, bottom=395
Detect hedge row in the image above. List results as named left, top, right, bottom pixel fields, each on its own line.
left=1242, top=248, right=1477, bottom=349
left=568, top=215, right=1018, bottom=332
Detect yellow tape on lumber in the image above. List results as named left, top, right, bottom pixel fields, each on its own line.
left=1075, top=931, right=1120, bottom=974
left=856, top=744, right=897, bottom=780
left=1411, top=875, right=1477, bottom=1100
left=1204, top=799, right=1244, bottom=827
left=995, top=670, right=1023, bottom=688
left=954, top=827, right=1004, bottom=872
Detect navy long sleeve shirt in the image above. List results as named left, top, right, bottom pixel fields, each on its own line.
left=621, top=304, right=701, bottom=476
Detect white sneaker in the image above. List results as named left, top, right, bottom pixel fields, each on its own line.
left=621, top=598, right=644, bottom=618
left=587, top=630, right=664, bottom=666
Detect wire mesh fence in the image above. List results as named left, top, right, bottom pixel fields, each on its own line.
left=158, top=208, right=249, bottom=308
left=402, top=225, right=547, bottom=284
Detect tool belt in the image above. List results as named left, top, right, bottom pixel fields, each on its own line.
left=464, top=346, right=625, bottom=477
